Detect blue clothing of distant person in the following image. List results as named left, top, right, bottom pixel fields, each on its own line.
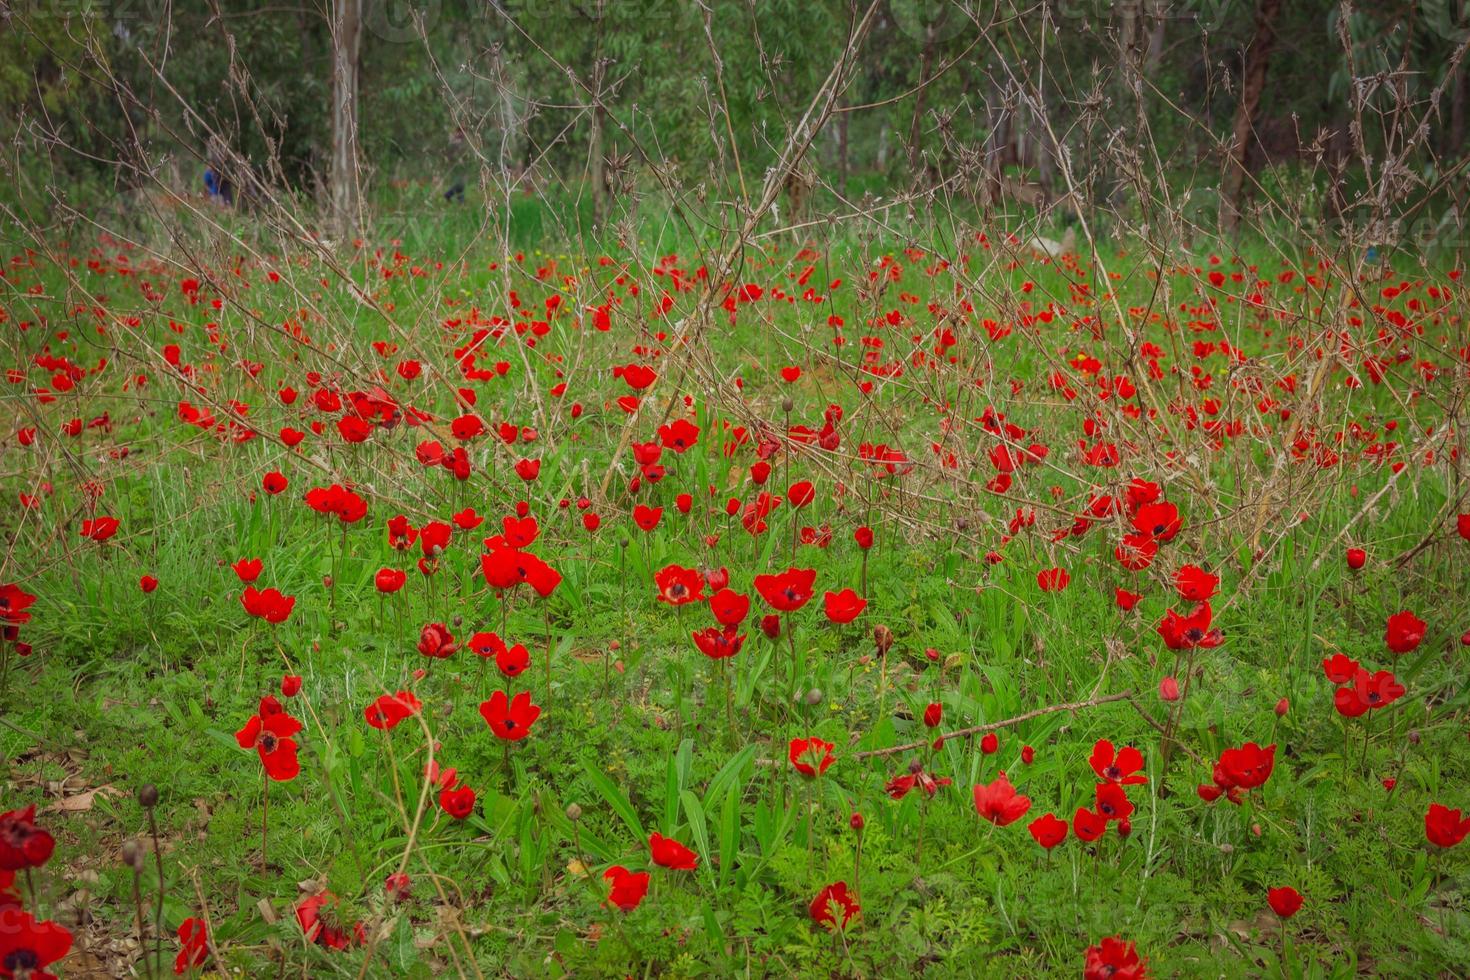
left=204, top=167, right=234, bottom=206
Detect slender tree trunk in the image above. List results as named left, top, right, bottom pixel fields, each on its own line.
left=330, top=0, right=363, bottom=239
left=1220, top=0, right=1284, bottom=235
left=1450, top=60, right=1466, bottom=157
left=907, top=26, right=936, bottom=182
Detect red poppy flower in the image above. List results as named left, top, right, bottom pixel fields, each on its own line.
left=1458, top=513, right=1470, bottom=541
left=1036, top=567, right=1070, bottom=592
left=1384, top=609, right=1426, bottom=654
left=438, top=785, right=476, bottom=819
left=1115, top=588, right=1142, bottom=611
left=175, top=917, right=208, bottom=974
left=502, top=516, right=540, bottom=548
left=496, top=643, right=530, bottom=678
left=853, top=526, right=874, bottom=549
left=1095, top=782, right=1134, bottom=822
left=972, top=772, right=1032, bottom=826
left=0, top=911, right=72, bottom=980
left=692, top=627, right=745, bottom=659
left=787, top=480, right=815, bottom=508
left=295, top=891, right=364, bottom=951
left=1333, top=668, right=1405, bottom=717
left=1090, top=740, right=1148, bottom=786
left=235, top=707, right=302, bottom=781
left=1267, top=886, right=1302, bottom=919
left=822, top=588, right=867, bottom=624
left=708, top=588, right=750, bottom=626
left=1027, top=812, right=1068, bottom=849
left=1113, top=532, right=1158, bottom=571
left=80, top=516, right=120, bottom=542
left=374, top=568, right=406, bottom=594
left=754, top=567, right=817, bottom=612
left=1072, top=807, right=1107, bottom=842
left=648, top=832, right=698, bottom=870
left=231, top=558, right=263, bottom=583
left=980, top=732, right=999, bottom=754
left=1321, top=652, right=1359, bottom=684
left=0, top=806, right=55, bottom=870
left=513, top=458, right=541, bottom=482
left=809, top=881, right=860, bottom=929
left=262, top=471, right=288, bottom=494
left=603, top=865, right=650, bottom=911
left=632, top=505, right=663, bottom=532
left=417, top=623, right=456, bottom=658
left=886, top=766, right=952, bottom=800
left=364, top=691, right=421, bottom=730
left=1345, top=547, right=1366, bottom=570
left=1173, top=564, right=1219, bottom=601
left=280, top=675, right=302, bottom=697
left=657, top=419, right=700, bottom=453
left=1156, top=602, right=1222, bottom=650
left=655, top=564, right=705, bottom=606
left=1131, top=500, right=1180, bottom=541
left=0, top=584, right=37, bottom=626
left=789, top=737, right=836, bottom=777
left=1083, top=936, right=1146, bottom=980
left=923, top=702, right=943, bottom=728
left=479, top=689, right=541, bottom=741
left=1425, top=803, right=1470, bottom=848
left=139, top=575, right=159, bottom=594
left=240, top=586, right=295, bottom=624
left=1208, top=742, right=1276, bottom=799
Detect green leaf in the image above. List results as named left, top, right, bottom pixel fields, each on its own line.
left=582, top=756, right=644, bottom=840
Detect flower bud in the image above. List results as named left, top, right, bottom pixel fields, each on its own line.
left=137, top=784, right=159, bottom=809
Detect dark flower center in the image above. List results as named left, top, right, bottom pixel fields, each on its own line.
left=1185, top=628, right=1204, bottom=642
left=260, top=733, right=278, bottom=753
left=4, top=950, right=40, bottom=972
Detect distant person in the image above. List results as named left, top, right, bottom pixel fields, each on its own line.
left=443, top=126, right=467, bottom=204
left=204, top=166, right=234, bottom=206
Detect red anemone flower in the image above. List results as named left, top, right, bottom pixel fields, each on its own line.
left=364, top=691, right=421, bottom=730
left=754, top=567, right=817, bottom=612
left=295, top=891, right=364, bottom=951
left=709, top=588, right=750, bottom=626
left=1089, top=739, right=1148, bottom=786
left=174, top=917, right=208, bottom=974
left=654, top=564, right=705, bottom=606
left=603, top=865, right=651, bottom=911
left=1027, top=812, right=1068, bottom=849
left=1083, top=936, right=1147, bottom=980
left=972, top=772, right=1032, bottom=826
left=235, top=704, right=303, bottom=781
left=789, top=737, right=836, bottom=777
left=648, top=832, right=698, bottom=870
left=0, top=912, right=72, bottom=980
left=822, top=588, right=867, bottom=623
left=1425, top=803, right=1470, bottom=848
left=692, top=627, right=745, bottom=659
left=1267, top=886, right=1303, bottom=919
left=0, top=806, right=56, bottom=870
left=809, top=881, right=860, bottom=929
left=479, top=690, right=541, bottom=741
left=1384, top=609, right=1426, bottom=654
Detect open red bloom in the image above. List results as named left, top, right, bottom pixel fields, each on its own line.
left=754, top=567, right=817, bottom=612
left=1173, top=564, right=1219, bottom=601
left=0, top=584, right=37, bottom=625
left=0, top=806, right=55, bottom=871
left=1333, top=668, right=1405, bottom=717
left=1094, top=782, right=1134, bottom=822
left=1090, top=739, right=1148, bottom=786
left=1131, top=499, right=1180, bottom=541
left=1027, top=812, right=1068, bottom=849
left=231, top=558, right=263, bottom=582
left=479, top=689, right=541, bottom=741
left=1425, top=803, right=1470, bottom=848
left=1267, top=886, right=1303, bottom=919
left=1203, top=742, right=1276, bottom=802
left=972, top=772, right=1032, bottom=826
left=632, top=504, right=663, bottom=532
left=648, top=832, right=698, bottom=870
left=235, top=705, right=303, bottom=781
left=1156, top=601, right=1222, bottom=651
left=1384, top=609, right=1426, bottom=654
left=1073, top=807, right=1107, bottom=842
left=1321, top=652, right=1359, bottom=685
left=438, top=784, right=476, bottom=819
left=603, top=865, right=650, bottom=911
left=364, top=691, right=421, bottom=730
left=240, top=586, right=295, bottom=624
left=692, top=626, right=745, bottom=659
left=708, top=588, right=750, bottom=626
left=1114, top=532, right=1158, bottom=571
left=295, top=891, right=364, bottom=951
left=789, top=737, right=836, bottom=777
left=809, top=881, right=860, bottom=929
left=822, top=588, right=867, bottom=624
left=654, top=564, right=705, bottom=606
left=80, top=516, right=120, bottom=541
left=0, top=911, right=72, bottom=980
left=1036, top=567, right=1070, bottom=592
left=1083, top=936, right=1147, bottom=980
left=174, top=917, right=208, bottom=975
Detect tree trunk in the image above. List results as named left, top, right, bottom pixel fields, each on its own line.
left=906, top=27, right=936, bottom=182
left=1220, top=0, right=1283, bottom=235
left=1450, top=60, right=1466, bottom=157
left=330, top=0, right=363, bottom=240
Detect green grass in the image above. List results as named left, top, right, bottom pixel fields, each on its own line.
left=1, top=200, right=1468, bottom=977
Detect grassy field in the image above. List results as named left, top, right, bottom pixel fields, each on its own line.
left=2, top=198, right=1469, bottom=977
